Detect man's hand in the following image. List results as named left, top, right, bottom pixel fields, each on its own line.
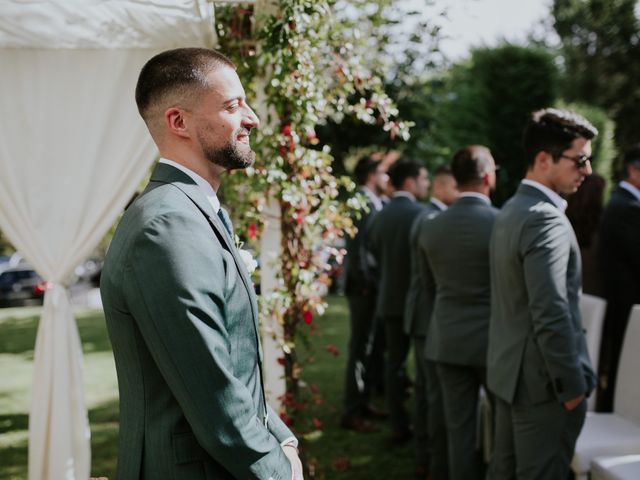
left=282, top=444, right=303, bottom=480
left=564, top=394, right=585, bottom=411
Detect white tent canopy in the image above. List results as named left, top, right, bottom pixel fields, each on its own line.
left=0, top=2, right=215, bottom=478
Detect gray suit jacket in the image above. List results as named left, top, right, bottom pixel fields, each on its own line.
left=404, top=200, right=445, bottom=336
left=419, top=196, right=498, bottom=366
left=101, top=163, right=294, bottom=480
left=367, top=195, right=426, bottom=318
left=487, top=183, right=596, bottom=405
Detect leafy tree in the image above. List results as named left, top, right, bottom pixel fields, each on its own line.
left=434, top=44, right=559, bottom=205
left=214, top=0, right=409, bottom=427
left=552, top=0, right=640, bottom=155
left=315, top=0, right=446, bottom=173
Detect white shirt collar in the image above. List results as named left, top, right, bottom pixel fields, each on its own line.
left=521, top=179, right=568, bottom=212
left=430, top=197, right=448, bottom=211
left=458, top=192, right=491, bottom=205
left=619, top=181, right=640, bottom=202
left=159, top=158, right=220, bottom=213
left=392, top=191, right=416, bottom=202
left=360, top=185, right=383, bottom=211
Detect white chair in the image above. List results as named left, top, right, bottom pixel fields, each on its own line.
left=591, top=455, right=640, bottom=479
left=572, top=305, right=640, bottom=480
left=579, top=293, right=607, bottom=411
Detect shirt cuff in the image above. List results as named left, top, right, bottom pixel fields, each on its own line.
left=280, top=436, right=298, bottom=448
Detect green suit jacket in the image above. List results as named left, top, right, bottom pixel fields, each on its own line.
left=418, top=196, right=498, bottom=366
left=367, top=195, right=427, bottom=318
left=101, top=163, right=294, bottom=480
left=404, top=200, right=444, bottom=337
left=487, top=183, right=596, bottom=405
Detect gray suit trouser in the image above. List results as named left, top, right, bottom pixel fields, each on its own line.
left=490, top=396, right=586, bottom=480
left=437, top=362, right=488, bottom=480
left=414, top=337, right=449, bottom=479
left=384, top=315, right=411, bottom=432
left=343, top=293, right=376, bottom=418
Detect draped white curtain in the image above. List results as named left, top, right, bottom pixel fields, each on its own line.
left=0, top=2, right=215, bottom=479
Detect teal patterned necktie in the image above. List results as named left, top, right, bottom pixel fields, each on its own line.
left=217, top=207, right=234, bottom=238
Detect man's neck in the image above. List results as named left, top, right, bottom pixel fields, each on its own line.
left=159, top=149, right=223, bottom=191
left=524, top=171, right=555, bottom=193
left=363, top=181, right=379, bottom=196
left=458, top=185, right=490, bottom=197
left=393, top=190, right=416, bottom=201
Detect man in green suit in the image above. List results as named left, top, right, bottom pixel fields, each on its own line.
left=488, top=108, right=598, bottom=479
left=100, top=48, right=301, bottom=480
left=405, top=165, right=458, bottom=478
left=367, top=160, right=430, bottom=443
left=417, top=147, right=498, bottom=480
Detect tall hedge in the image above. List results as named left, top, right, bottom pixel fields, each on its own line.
left=434, top=44, right=559, bottom=205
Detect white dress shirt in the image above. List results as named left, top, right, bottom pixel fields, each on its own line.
left=458, top=192, right=491, bottom=205
left=521, top=179, right=568, bottom=212
left=159, top=158, right=221, bottom=213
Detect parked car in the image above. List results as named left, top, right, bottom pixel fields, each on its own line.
left=0, top=265, right=48, bottom=307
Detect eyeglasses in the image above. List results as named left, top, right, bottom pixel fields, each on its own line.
left=559, top=153, right=592, bottom=169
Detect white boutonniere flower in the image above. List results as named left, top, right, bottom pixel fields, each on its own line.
left=238, top=248, right=258, bottom=274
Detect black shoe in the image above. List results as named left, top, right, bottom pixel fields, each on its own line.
left=362, top=404, right=388, bottom=420
left=340, top=416, right=380, bottom=433
left=387, top=428, right=413, bottom=447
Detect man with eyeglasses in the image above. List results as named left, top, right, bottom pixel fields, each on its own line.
left=488, top=108, right=597, bottom=479
left=597, top=144, right=640, bottom=412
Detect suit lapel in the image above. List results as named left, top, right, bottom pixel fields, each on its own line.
left=148, top=163, right=259, bottom=320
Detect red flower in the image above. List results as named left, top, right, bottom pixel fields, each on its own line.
left=325, top=344, right=339, bottom=356
left=312, top=418, right=322, bottom=429
left=280, top=412, right=294, bottom=426
left=281, top=124, right=292, bottom=137
left=247, top=223, right=257, bottom=240
left=303, top=310, right=313, bottom=325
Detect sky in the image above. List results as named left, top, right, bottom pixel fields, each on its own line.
left=411, top=0, right=555, bottom=60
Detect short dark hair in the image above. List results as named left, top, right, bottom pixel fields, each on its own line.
left=433, top=165, right=453, bottom=178
left=450, top=145, right=494, bottom=187
left=135, top=48, right=235, bottom=122
left=622, top=143, right=640, bottom=179
left=523, top=108, right=598, bottom=167
left=388, top=160, right=424, bottom=190
left=353, top=157, right=381, bottom=186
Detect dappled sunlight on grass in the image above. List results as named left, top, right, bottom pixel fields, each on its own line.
left=0, top=296, right=416, bottom=480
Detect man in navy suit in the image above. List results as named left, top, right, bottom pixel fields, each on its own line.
left=597, top=144, right=640, bottom=411
left=341, top=157, right=389, bottom=432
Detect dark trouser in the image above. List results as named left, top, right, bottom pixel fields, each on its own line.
left=368, top=314, right=386, bottom=395
left=596, top=301, right=633, bottom=412
left=384, top=315, right=411, bottom=433
left=414, top=338, right=448, bottom=479
left=343, top=293, right=376, bottom=418
left=490, top=396, right=587, bottom=480
left=426, top=359, right=449, bottom=480
left=413, top=337, right=429, bottom=468
left=437, top=362, right=488, bottom=480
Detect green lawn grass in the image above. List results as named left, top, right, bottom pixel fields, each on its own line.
left=0, top=296, right=416, bottom=479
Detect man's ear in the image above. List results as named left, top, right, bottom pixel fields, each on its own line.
left=533, top=150, right=552, bottom=171
left=403, top=177, right=416, bottom=194
left=164, top=107, right=191, bottom=139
